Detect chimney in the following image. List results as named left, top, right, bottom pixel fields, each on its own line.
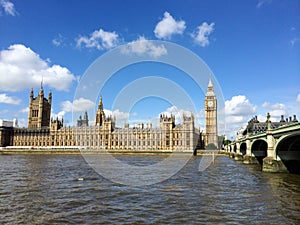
left=293, top=115, right=298, bottom=122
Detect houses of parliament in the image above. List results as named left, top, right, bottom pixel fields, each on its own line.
left=0, top=80, right=218, bottom=151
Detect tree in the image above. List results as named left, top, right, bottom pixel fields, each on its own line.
left=206, top=143, right=217, bottom=150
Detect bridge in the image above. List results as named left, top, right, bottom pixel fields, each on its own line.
left=225, top=113, right=300, bottom=174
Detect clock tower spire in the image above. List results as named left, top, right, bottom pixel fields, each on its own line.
left=204, top=79, right=218, bottom=148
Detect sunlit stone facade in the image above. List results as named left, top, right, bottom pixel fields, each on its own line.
left=5, top=88, right=202, bottom=152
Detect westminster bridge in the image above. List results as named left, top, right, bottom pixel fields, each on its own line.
left=225, top=114, right=300, bottom=174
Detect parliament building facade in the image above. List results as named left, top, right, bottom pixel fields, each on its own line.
left=0, top=81, right=218, bottom=151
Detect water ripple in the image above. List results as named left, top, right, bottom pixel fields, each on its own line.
left=0, top=155, right=300, bottom=224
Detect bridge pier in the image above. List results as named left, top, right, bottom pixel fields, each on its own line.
left=242, top=134, right=259, bottom=164
left=234, top=153, right=243, bottom=161
left=246, top=135, right=251, bottom=156
left=243, top=155, right=259, bottom=164
left=233, top=142, right=243, bottom=161
left=262, top=157, right=288, bottom=173
left=262, top=121, right=289, bottom=173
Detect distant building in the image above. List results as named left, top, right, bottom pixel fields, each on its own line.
left=242, top=114, right=298, bottom=135
left=0, top=119, right=14, bottom=128
left=77, top=111, right=89, bottom=127
left=0, top=119, right=14, bottom=147
left=0, top=80, right=221, bottom=150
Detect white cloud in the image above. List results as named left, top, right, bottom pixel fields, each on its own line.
left=20, top=107, right=29, bottom=113
left=16, top=118, right=27, bottom=128
left=297, top=94, right=300, bottom=103
left=224, top=95, right=257, bottom=138
left=290, top=38, right=300, bottom=46
left=0, top=0, right=16, bottom=16
left=52, top=34, right=65, bottom=47
left=191, top=22, right=215, bottom=47
left=0, top=93, right=21, bottom=105
left=225, top=95, right=256, bottom=116
left=121, top=36, right=167, bottom=58
left=256, top=114, right=277, bottom=123
left=0, top=109, right=9, bottom=115
left=154, top=12, right=186, bottom=39
left=268, top=110, right=286, bottom=118
left=104, top=109, right=130, bottom=120
left=262, top=102, right=288, bottom=118
left=51, top=110, right=66, bottom=120
left=0, top=44, right=76, bottom=92
left=103, top=109, right=130, bottom=127
left=257, top=0, right=272, bottom=8
left=225, top=115, right=245, bottom=124
left=76, top=28, right=119, bottom=50
left=61, top=98, right=95, bottom=112
left=262, top=102, right=285, bottom=110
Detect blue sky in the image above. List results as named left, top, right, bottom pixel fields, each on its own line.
left=0, top=0, right=299, bottom=138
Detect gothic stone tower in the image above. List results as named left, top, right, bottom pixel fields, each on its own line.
left=160, top=114, right=175, bottom=149
left=95, top=96, right=115, bottom=131
left=204, top=79, right=218, bottom=148
left=28, top=86, right=52, bottom=129
left=95, top=96, right=105, bottom=127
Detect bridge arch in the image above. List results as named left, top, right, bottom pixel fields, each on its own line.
left=251, top=139, right=268, bottom=164
left=275, top=131, right=300, bottom=152
left=275, top=132, right=300, bottom=174
left=240, top=142, right=247, bottom=155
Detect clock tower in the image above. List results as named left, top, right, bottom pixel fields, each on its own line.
left=205, top=79, right=218, bottom=148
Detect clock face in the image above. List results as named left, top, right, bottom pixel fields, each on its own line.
left=208, top=101, right=213, bottom=107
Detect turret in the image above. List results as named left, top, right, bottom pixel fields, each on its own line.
left=30, top=88, right=34, bottom=101
left=159, top=113, right=175, bottom=129
left=28, top=88, right=34, bottom=127
left=37, top=86, right=44, bottom=128
left=84, top=111, right=88, bottom=120
left=98, top=95, right=103, bottom=110
left=39, top=83, right=44, bottom=97
left=48, top=90, right=52, bottom=105
left=95, top=96, right=105, bottom=126
left=84, top=111, right=89, bottom=126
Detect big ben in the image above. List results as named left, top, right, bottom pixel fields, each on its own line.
left=205, top=79, right=218, bottom=148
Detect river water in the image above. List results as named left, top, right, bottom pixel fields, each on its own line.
left=0, top=154, right=300, bottom=224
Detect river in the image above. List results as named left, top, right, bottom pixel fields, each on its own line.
left=0, top=154, right=300, bottom=224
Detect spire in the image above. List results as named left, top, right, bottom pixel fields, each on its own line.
left=208, top=79, right=213, bottom=88
left=98, top=95, right=103, bottom=110
left=41, top=75, right=44, bottom=90
left=206, top=79, right=215, bottom=96
left=30, top=88, right=34, bottom=98
left=39, top=76, right=44, bottom=96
